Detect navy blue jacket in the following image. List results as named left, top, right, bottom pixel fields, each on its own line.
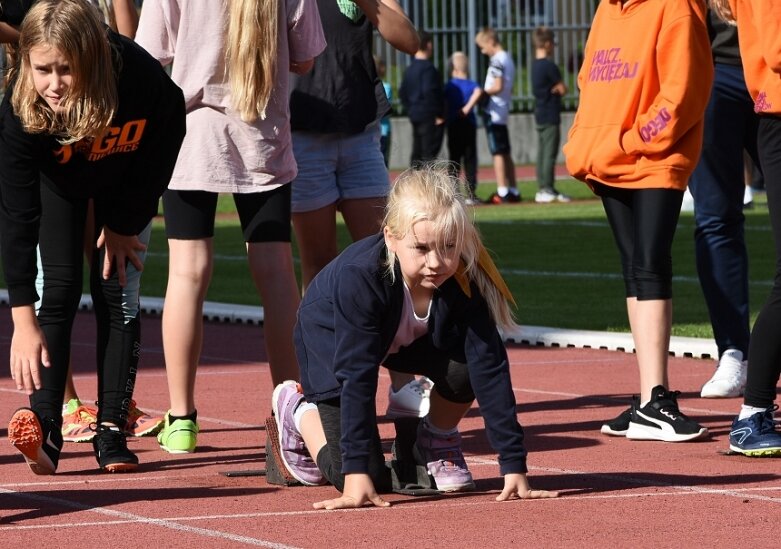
left=294, top=234, right=528, bottom=476
left=399, top=58, right=444, bottom=124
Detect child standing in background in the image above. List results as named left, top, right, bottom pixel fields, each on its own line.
left=272, top=165, right=558, bottom=508
left=531, top=26, right=570, bottom=204
left=710, top=0, right=781, bottom=457
left=476, top=28, right=520, bottom=204
left=444, top=51, right=481, bottom=204
left=135, top=0, right=325, bottom=454
left=564, top=0, right=713, bottom=442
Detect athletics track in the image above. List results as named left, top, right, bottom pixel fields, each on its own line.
left=1, top=302, right=779, bottom=548
left=1, top=164, right=778, bottom=547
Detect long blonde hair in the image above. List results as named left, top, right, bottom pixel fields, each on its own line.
left=226, top=0, right=279, bottom=122
left=709, top=0, right=736, bottom=24
left=383, top=163, right=517, bottom=330
left=11, top=0, right=117, bottom=142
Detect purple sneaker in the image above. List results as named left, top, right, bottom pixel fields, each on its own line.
left=271, top=381, right=324, bottom=486
left=415, top=422, right=475, bottom=492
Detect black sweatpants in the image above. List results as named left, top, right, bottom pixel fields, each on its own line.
left=31, top=183, right=139, bottom=427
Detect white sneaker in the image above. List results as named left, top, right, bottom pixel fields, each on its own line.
left=700, top=349, right=747, bottom=398
left=534, top=190, right=557, bottom=203
left=681, top=188, right=694, bottom=212
left=386, top=377, right=432, bottom=418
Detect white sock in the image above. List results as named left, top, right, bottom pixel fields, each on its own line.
left=497, top=186, right=509, bottom=197
left=293, top=401, right=317, bottom=433
left=739, top=404, right=770, bottom=421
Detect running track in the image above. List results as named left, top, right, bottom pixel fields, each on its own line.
left=1, top=306, right=779, bottom=548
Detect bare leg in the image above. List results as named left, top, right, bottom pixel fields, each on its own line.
left=493, top=153, right=517, bottom=194
left=298, top=407, right=327, bottom=460
left=627, top=297, right=671, bottom=403
left=493, top=154, right=508, bottom=193
left=246, top=241, right=301, bottom=385
left=292, top=204, right=339, bottom=291
left=427, top=388, right=471, bottom=431
left=162, top=238, right=213, bottom=417
left=63, top=365, right=79, bottom=402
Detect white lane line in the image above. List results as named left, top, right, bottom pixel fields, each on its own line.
left=3, top=478, right=779, bottom=534
left=0, top=488, right=300, bottom=548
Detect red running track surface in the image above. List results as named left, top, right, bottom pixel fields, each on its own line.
left=0, top=308, right=779, bottom=547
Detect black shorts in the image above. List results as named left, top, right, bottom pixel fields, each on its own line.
left=162, top=185, right=292, bottom=242
left=485, top=122, right=511, bottom=155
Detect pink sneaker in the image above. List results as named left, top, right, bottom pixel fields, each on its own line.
left=415, top=421, right=474, bottom=492
left=271, top=381, right=324, bottom=486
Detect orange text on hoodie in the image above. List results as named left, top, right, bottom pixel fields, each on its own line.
left=563, top=0, right=713, bottom=191
left=728, top=0, right=781, bottom=115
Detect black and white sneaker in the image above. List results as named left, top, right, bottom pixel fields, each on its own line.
left=600, top=397, right=638, bottom=436
left=626, top=386, right=708, bottom=442
left=8, top=408, right=63, bottom=475
left=92, top=424, right=139, bottom=473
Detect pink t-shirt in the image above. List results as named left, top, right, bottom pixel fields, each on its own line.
left=136, top=0, right=325, bottom=192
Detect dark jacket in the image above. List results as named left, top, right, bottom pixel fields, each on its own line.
left=399, top=58, right=444, bottom=123
left=0, top=31, right=185, bottom=306
left=294, top=234, right=528, bottom=476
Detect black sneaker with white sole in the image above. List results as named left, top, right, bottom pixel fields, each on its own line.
left=92, top=424, right=139, bottom=473
left=8, top=408, right=63, bottom=475
left=626, top=386, right=708, bottom=442
left=600, top=397, right=638, bottom=437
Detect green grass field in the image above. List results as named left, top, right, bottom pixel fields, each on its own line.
left=2, top=177, right=773, bottom=340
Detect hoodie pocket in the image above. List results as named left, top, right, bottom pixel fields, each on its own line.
left=564, top=123, right=637, bottom=181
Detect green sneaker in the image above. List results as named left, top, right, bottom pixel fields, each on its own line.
left=157, top=412, right=199, bottom=454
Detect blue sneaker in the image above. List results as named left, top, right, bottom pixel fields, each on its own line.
left=729, top=407, right=781, bottom=457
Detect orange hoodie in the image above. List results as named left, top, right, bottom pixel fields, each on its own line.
left=728, top=1, right=781, bottom=114
left=563, top=0, right=713, bottom=191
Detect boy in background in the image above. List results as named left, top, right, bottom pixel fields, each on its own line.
left=532, top=26, right=570, bottom=203
left=399, top=30, right=445, bottom=167
left=444, top=51, right=481, bottom=204
left=476, top=27, right=520, bottom=204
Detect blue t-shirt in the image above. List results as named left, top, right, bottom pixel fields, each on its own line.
left=444, top=77, right=479, bottom=126
left=531, top=57, right=563, bottom=125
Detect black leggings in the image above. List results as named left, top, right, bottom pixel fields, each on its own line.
left=595, top=183, right=683, bottom=300
left=31, top=183, right=139, bottom=427
left=745, top=115, right=781, bottom=408
left=315, top=340, right=474, bottom=492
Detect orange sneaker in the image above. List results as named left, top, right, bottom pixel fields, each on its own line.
left=125, top=400, right=164, bottom=437
left=61, top=399, right=98, bottom=443
left=9, top=408, right=62, bottom=475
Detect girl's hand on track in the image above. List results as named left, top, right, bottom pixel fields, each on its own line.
left=496, top=473, right=559, bottom=501
left=313, top=473, right=390, bottom=510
